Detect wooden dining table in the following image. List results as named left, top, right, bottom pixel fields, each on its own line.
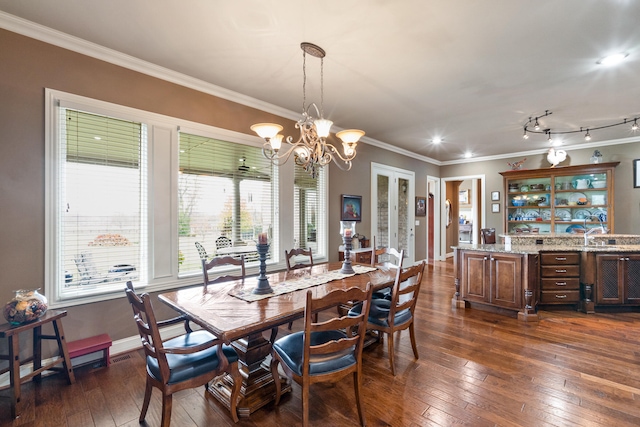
left=158, top=261, right=396, bottom=418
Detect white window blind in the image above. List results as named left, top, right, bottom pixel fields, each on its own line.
left=59, top=109, right=143, bottom=296
left=294, top=164, right=325, bottom=256
left=178, top=132, right=275, bottom=275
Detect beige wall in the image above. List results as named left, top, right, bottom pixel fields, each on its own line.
left=0, top=28, right=439, bottom=354
left=2, top=27, right=639, bottom=357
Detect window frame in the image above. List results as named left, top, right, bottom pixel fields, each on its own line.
left=45, top=89, right=328, bottom=308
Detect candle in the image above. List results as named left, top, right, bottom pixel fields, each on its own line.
left=258, top=232, right=268, bottom=245
left=344, top=228, right=352, bottom=238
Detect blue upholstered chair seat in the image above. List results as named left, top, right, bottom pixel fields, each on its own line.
left=348, top=300, right=412, bottom=327
left=147, top=330, right=239, bottom=385
left=272, top=330, right=356, bottom=376
left=372, top=286, right=392, bottom=300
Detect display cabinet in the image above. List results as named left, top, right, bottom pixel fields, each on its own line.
left=500, top=162, right=618, bottom=235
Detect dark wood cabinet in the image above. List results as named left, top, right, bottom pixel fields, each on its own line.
left=460, top=251, right=533, bottom=311
left=595, top=254, right=640, bottom=304
left=539, top=252, right=580, bottom=305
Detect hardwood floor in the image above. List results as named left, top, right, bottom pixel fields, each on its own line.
left=3, top=259, right=640, bottom=426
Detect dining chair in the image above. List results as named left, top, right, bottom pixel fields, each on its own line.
left=202, top=255, right=245, bottom=288
left=349, top=261, right=426, bottom=375
left=215, top=235, right=232, bottom=251
left=480, top=228, right=496, bottom=244
left=270, top=284, right=374, bottom=427
left=195, top=241, right=209, bottom=260
left=371, top=247, right=404, bottom=300
left=285, top=248, right=315, bottom=329
left=125, top=281, right=241, bottom=426
left=285, top=247, right=314, bottom=271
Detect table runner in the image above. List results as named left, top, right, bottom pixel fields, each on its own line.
left=229, top=265, right=377, bottom=302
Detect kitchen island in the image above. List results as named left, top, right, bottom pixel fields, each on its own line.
left=452, top=234, right=640, bottom=320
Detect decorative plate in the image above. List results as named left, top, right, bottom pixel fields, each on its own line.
left=541, top=209, right=552, bottom=220
left=523, top=210, right=540, bottom=220
left=592, top=208, right=607, bottom=222
left=568, top=192, right=587, bottom=203
left=555, top=209, right=571, bottom=221
left=573, top=209, right=592, bottom=220
left=566, top=224, right=585, bottom=233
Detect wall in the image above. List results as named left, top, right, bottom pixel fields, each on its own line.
left=0, top=28, right=438, bottom=357
left=440, top=145, right=640, bottom=235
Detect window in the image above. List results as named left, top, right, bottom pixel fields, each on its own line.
left=50, top=107, right=145, bottom=303
left=46, top=89, right=326, bottom=307
left=178, top=132, right=276, bottom=275
left=293, top=163, right=326, bottom=256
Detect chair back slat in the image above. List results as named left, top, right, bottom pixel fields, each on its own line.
left=285, top=248, right=314, bottom=271
left=202, top=255, right=245, bottom=287
left=388, top=261, right=425, bottom=320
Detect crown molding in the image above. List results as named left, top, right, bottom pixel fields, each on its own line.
left=1, top=11, right=442, bottom=166
left=440, top=135, right=640, bottom=166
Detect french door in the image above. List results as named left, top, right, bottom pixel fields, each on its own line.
left=371, top=163, right=415, bottom=265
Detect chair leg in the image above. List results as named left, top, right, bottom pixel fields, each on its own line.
left=228, top=361, right=241, bottom=423
left=270, top=356, right=282, bottom=405
left=139, top=376, right=153, bottom=422
left=353, top=371, right=366, bottom=426
left=302, top=379, right=310, bottom=427
left=387, top=332, right=396, bottom=376
left=161, top=393, right=173, bottom=427
left=409, top=322, right=419, bottom=360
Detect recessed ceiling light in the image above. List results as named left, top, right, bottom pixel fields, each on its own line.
left=432, top=137, right=442, bottom=144
left=597, top=53, right=629, bottom=66
left=464, top=151, right=473, bottom=159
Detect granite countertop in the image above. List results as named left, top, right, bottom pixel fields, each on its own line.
left=453, top=243, right=640, bottom=254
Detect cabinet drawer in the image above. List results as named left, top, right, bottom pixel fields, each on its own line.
left=541, top=265, right=580, bottom=277
left=540, top=252, right=580, bottom=265
left=540, top=290, right=580, bottom=304
left=540, top=278, right=580, bottom=290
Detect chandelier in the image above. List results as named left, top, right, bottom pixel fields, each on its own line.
left=251, top=42, right=365, bottom=178
left=523, top=110, right=639, bottom=143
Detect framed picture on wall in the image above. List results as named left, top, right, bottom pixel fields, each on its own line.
left=634, top=159, right=640, bottom=188
left=492, top=203, right=500, bottom=213
left=459, top=190, right=469, bottom=204
left=491, top=191, right=500, bottom=201
left=415, top=196, right=426, bottom=216
left=341, top=194, right=362, bottom=221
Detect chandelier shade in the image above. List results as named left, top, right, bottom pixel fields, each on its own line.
left=251, top=42, right=364, bottom=178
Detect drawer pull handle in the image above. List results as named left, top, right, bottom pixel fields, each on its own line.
left=555, top=257, right=567, bottom=261
left=555, top=269, right=567, bottom=273
left=555, top=294, right=568, bottom=299
left=555, top=282, right=567, bottom=286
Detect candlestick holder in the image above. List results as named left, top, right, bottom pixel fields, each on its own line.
left=340, top=234, right=355, bottom=274
left=253, top=243, right=273, bottom=294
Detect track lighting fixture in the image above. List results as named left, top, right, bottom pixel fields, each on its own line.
left=522, top=110, right=640, bottom=142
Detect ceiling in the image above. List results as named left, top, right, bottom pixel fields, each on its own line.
left=2, top=0, right=640, bottom=164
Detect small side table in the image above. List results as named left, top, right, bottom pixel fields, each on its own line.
left=0, top=310, right=75, bottom=419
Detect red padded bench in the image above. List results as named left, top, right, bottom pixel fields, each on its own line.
left=67, top=333, right=112, bottom=368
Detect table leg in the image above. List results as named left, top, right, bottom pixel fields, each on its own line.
left=208, top=331, right=291, bottom=418
left=8, top=334, right=21, bottom=418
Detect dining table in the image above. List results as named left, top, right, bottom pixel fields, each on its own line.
left=158, top=261, right=397, bottom=418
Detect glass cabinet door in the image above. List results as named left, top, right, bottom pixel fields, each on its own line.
left=553, top=172, right=608, bottom=234
left=506, top=177, right=552, bottom=234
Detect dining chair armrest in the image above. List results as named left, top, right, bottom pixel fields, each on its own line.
left=161, top=338, right=220, bottom=355
left=157, top=315, right=193, bottom=332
